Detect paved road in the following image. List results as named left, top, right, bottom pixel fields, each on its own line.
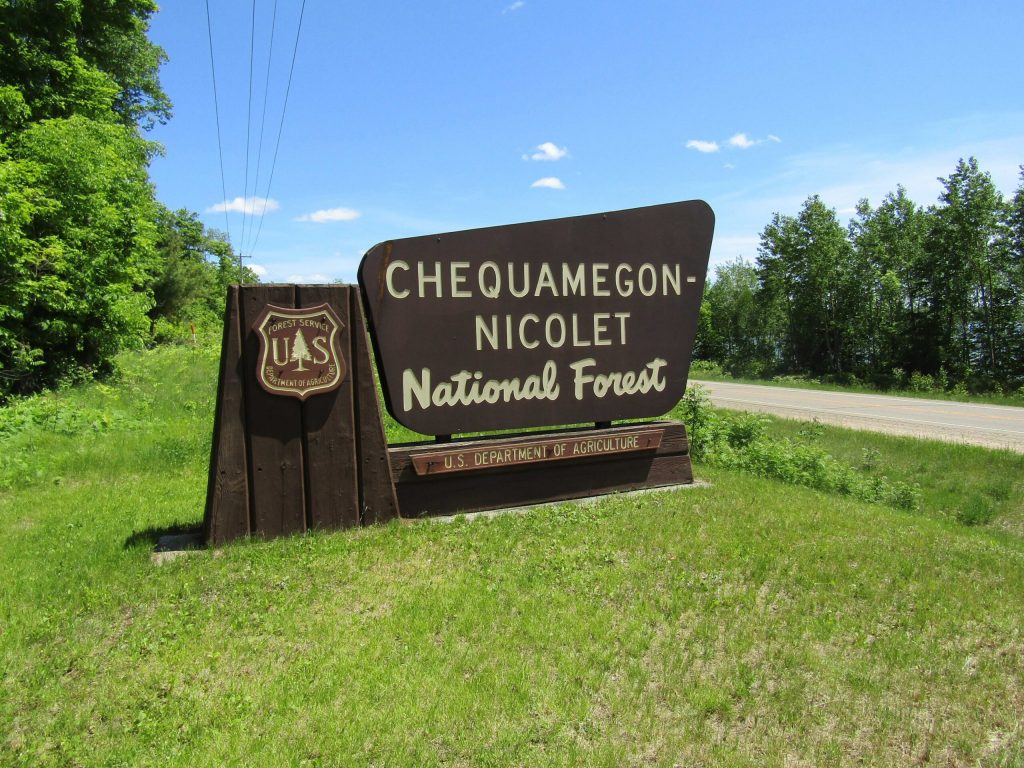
left=690, top=379, right=1024, bottom=453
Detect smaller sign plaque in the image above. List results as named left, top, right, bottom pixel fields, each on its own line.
left=253, top=303, right=346, bottom=400
left=408, top=427, right=664, bottom=476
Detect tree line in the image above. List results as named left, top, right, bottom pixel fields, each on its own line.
left=0, top=0, right=253, bottom=401
left=696, top=158, right=1024, bottom=394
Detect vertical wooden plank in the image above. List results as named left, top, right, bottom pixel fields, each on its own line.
left=296, top=285, right=360, bottom=530
left=240, top=285, right=307, bottom=538
left=350, top=289, right=399, bottom=524
left=203, top=286, right=251, bottom=544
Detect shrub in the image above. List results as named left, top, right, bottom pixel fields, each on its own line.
left=909, top=372, right=935, bottom=392
left=689, top=360, right=725, bottom=378
left=677, top=386, right=921, bottom=512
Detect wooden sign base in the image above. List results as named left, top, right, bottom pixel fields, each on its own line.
left=203, top=285, right=694, bottom=543
left=389, top=420, right=691, bottom=518
left=203, top=284, right=398, bottom=545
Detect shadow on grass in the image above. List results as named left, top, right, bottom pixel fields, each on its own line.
left=124, top=523, right=204, bottom=552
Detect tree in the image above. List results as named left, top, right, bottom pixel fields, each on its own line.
left=0, top=0, right=169, bottom=133
left=757, top=196, right=868, bottom=377
left=0, top=0, right=183, bottom=398
left=692, top=292, right=718, bottom=363
left=848, top=187, right=932, bottom=379
left=0, top=116, right=159, bottom=395
left=0, top=143, right=54, bottom=390
left=699, top=160, right=1023, bottom=391
left=924, top=158, right=1005, bottom=382
left=700, top=259, right=765, bottom=376
left=150, top=207, right=255, bottom=340
left=995, top=167, right=1024, bottom=384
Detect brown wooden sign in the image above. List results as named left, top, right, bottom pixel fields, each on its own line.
left=358, top=200, right=714, bottom=435
left=203, top=285, right=397, bottom=545
left=409, top=426, right=664, bottom=475
left=253, top=303, right=346, bottom=400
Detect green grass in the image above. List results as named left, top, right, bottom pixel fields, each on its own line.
left=2, top=343, right=1024, bottom=766
left=756, top=416, right=1024, bottom=537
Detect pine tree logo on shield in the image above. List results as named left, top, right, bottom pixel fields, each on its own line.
left=253, top=303, right=346, bottom=400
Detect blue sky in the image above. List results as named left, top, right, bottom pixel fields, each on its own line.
left=148, top=1, right=1024, bottom=283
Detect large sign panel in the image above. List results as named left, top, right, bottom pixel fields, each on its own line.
left=358, top=200, right=714, bottom=435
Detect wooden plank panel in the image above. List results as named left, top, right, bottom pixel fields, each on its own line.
left=394, top=452, right=692, bottom=518
left=204, top=286, right=251, bottom=544
left=296, top=285, right=359, bottom=530
left=389, top=421, right=691, bottom=518
left=350, top=292, right=399, bottom=525
left=240, top=284, right=307, bottom=537
left=389, top=421, right=688, bottom=479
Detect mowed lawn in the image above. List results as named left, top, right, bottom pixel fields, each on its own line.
left=1, top=344, right=1023, bottom=767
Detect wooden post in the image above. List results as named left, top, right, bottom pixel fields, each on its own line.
left=203, top=284, right=397, bottom=545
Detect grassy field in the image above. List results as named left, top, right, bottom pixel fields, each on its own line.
left=2, top=343, right=1023, bottom=766
left=756, top=416, right=1024, bottom=536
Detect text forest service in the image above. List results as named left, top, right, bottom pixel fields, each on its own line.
left=359, top=200, right=715, bottom=434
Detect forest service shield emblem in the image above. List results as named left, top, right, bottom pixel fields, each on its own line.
left=253, top=303, right=346, bottom=400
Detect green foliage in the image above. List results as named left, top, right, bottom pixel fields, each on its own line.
left=0, top=0, right=248, bottom=401
left=925, top=158, right=1008, bottom=381
left=0, top=0, right=170, bottom=131
left=759, top=196, right=868, bottom=376
left=752, top=413, right=1024, bottom=534
left=956, top=496, right=996, bottom=527
left=694, top=259, right=766, bottom=376
left=0, top=388, right=140, bottom=489
left=150, top=207, right=256, bottom=342
left=0, top=395, right=129, bottom=440
left=0, top=116, right=159, bottom=395
left=848, top=185, right=931, bottom=377
left=697, top=159, right=1024, bottom=393
left=677, top=386, right=922, bottom=511
left=909, top=371, right=935, bottom=392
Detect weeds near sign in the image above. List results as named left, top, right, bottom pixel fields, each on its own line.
left=677, top=386, right=922, bottom=511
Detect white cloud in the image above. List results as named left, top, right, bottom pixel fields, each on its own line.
left=285, top=273, right=333, bottom=284
left=728, top=133, right=756, bottom=149
left=502, top=0, right=525, bottom=12
left=729, top=132, right=782, bottom=149
left=295, top=207, right=362, bottom=223
left=723, top=163, right=736, bottom=170
left=526, top=142, right=568, bottom=161
left=686, top=139, right=720, bottom=154
left=249, top=264, right=268, bottom=277
left=531, top=176, right=565, bottom=190
left=689, top=133, right=781, bottom=154
left=206, top=196, right=280, bottom=215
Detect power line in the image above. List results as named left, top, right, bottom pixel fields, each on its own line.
left=248, top=0, right=279, bottom=257
left=203, top=0, right=231, bottom=252
left=248, top=0, right=307, bottom=261
left=239, top=0, right=258, bottom=256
